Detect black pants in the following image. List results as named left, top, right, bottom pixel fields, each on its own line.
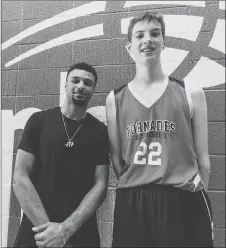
left=112, top=184, right=214, bottom=247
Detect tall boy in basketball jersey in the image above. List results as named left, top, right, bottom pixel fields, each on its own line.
left=106, top=11, right=214, bottom=247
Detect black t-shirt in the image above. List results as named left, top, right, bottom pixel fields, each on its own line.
left=16, top=107, right=110, bottom=246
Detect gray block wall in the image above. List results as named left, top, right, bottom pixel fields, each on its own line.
left=1, top=1, right=225, bottom=247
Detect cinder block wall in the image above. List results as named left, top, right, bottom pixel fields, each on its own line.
left=1, top=1, right=225, bottom=247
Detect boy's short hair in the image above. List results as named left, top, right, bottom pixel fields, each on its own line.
left=66, top=62, right=98, bottom=87
left=127, top=11, right=165, bottom=42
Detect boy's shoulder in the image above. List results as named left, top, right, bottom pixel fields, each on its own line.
left=169, top=76, right=185, bottom=88
left=113, top=83, right=128, bottom=95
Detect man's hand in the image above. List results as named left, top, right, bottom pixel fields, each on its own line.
left=32, top=222, right=66, bottom=247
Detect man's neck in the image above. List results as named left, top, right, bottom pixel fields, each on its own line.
left=133, top=61, right=165, bottom=86
left=61, top=102, right=87, bottom=120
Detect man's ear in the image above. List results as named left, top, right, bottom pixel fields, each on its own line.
left=65, top=80, right=68, bottom=91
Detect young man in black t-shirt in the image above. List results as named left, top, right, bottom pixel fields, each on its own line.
left=13, top=62, right=110, bottom=247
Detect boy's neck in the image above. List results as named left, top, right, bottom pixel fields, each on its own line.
left=134, top=62, right=165, bottom=85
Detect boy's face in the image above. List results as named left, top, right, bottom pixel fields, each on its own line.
left=127, top=19, right=165, bottom=64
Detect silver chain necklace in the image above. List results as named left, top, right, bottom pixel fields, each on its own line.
left=61, top=113, right=86, bottom=148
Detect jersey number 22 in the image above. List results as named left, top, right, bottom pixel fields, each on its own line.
left=134, top=142, right=162, bottom=165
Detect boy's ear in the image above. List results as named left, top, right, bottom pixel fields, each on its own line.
left=162, top=39, right=166, bottom=50
left=125, top=42, right=135, bottom=61
left=125, top=41, right=131, bottom=53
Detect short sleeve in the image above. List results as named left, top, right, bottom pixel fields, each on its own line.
left=18, top=111, right=42, bottom=155
left=94, top=124, right=110, bottom=166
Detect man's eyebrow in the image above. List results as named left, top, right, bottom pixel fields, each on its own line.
left=70, top=76, right=93, bottom=82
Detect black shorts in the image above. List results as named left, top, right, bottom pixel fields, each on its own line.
left=112, top=183, right=214, bottom=247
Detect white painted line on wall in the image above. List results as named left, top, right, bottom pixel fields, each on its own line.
left=161, top=48, right=188, bottom=62
left=2, top=216, right=9, bottom=248
left=2, top=110, right=14, bottom=248
left=60, top=72, right=67, bottom=106
left=87, top=106, right=107, bottom=124
left=163, top=61, right=185, bottom=75
left=5, top=24, right=104, bottom=67
left=2, top=1, right=106, bottom=50
left=13, top=108, right=42, bottom=130
left=1, top=108, right=41, bottom=247
left=124, top=1, right=205, bottom=8
left=184, top=57, right=225, bottom=88
left=209, top=19, right=225, bottom=53
left=161, top=48, right=188, bottom=75
left=219, top=1, right=225, bottom=10
left=121, top=15, right=204, bottom=41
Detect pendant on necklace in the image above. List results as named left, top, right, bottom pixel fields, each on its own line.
left=65, top=141, right=74, bottom=147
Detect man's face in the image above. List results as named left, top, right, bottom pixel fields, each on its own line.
left=65, top=69, right=95, bottom=106
left=127, top=19, right=165, bottom=64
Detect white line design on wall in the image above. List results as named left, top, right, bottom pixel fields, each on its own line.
left=87, top=106, right=107, bottom=124
left=121, top=15, right=204, bottom=41
left=2, top=2, right=226, bottom=247
left=124, top=1, right=205, bottom=8
left=5, top=24, right=104, bottom=67
left=219, top=1, right=225, bottom=10
left=14, top=108, right=42, bottom=129
left=1, top=108, right=42, bottom=248
left=2, top=110, right=16, bottom=248
left=161, top=48, right=189, bottom=74
left=209, top=19, right=225, bottom=53
left=184, top=57, right=225, bottom=88
left=60, top=72, right=67, bottom=106
left=1, top=1, right=106, bottom=50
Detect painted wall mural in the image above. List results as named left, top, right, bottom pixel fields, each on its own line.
left=1, top=1, right=225, bottom=247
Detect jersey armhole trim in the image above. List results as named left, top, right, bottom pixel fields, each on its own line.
left=185, top=85, right=193, bottom=118
left=108, top=90, right=116, bottom=121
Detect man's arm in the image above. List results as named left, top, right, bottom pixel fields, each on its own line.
left=13, top=149, right=49, bottom=226
left=190, top=86, right=210, bottom=191
left=106, top=91, right=124, bottom=178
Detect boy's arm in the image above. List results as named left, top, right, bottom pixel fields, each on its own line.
left=106, top=91, right=124, bottom=179
left=13, top=149, right=49, bottom=226
left=190, top=86, right=210, bottom=191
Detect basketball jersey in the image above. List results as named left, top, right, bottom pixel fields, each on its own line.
left=113, top=76, right=204, bottom=192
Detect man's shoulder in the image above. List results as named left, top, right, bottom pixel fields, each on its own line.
left=43, top=106, right=59, bottom=114
left=38, top=107, right=59, bottom=118
left=29, top=107, right=59, bottom=125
